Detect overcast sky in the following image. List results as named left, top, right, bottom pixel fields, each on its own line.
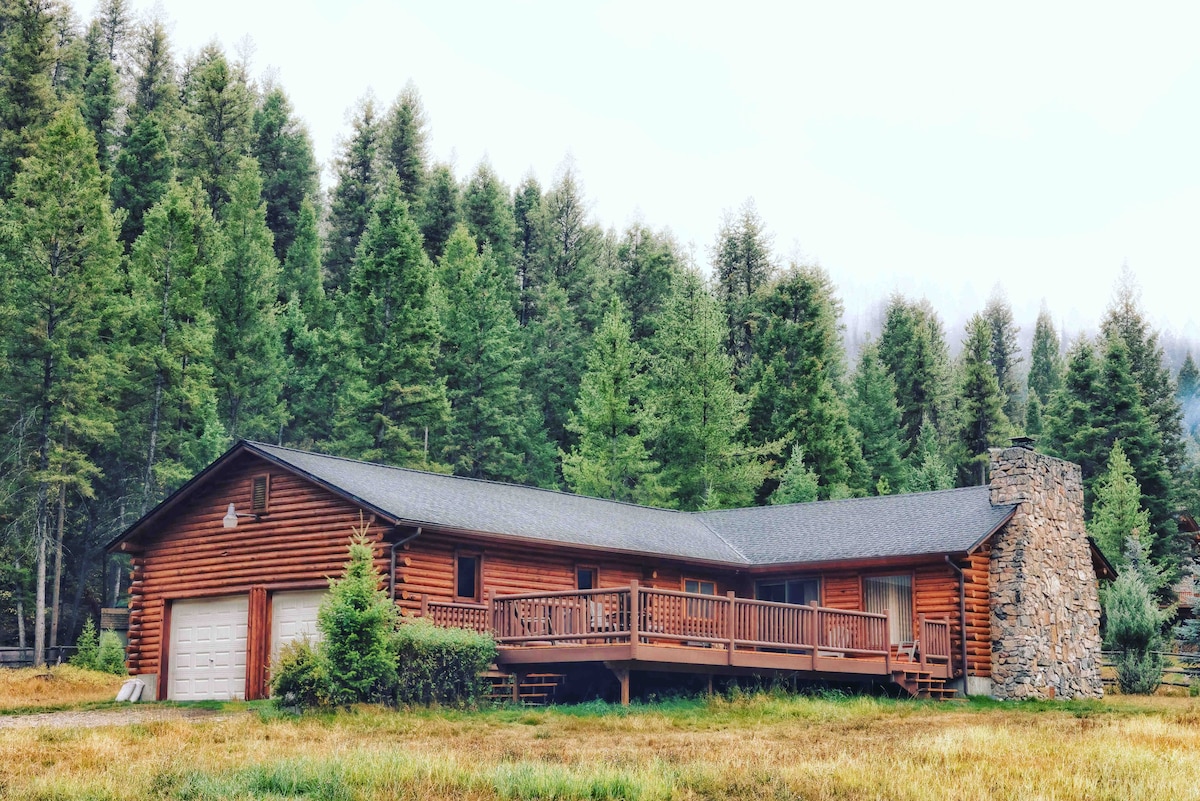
left=136, top=1, right=1200, bottom=350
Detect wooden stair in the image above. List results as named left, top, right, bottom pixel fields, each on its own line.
left=891, top=667, right=961, bottom=701
left=484, top=668, right=565, bottom=706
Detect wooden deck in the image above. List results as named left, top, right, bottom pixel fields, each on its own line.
left=420, top=581, right=953, bottom=702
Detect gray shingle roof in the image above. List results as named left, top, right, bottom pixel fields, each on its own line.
left=248, top=442, right=1014, bottom=567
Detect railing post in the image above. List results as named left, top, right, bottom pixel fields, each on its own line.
left=487, top=589, right=496, bottom=637
left=918, top=613, right=927, bottom=670
left=727, top=591, right=736, bottom=666
left=629, top=580, right=639, bottom=658
left=884, top=609, right=891, bottom=673
left=809, top=600, right=819, bottom=669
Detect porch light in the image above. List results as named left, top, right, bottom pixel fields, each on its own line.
left=222, top=503, right=261, bottom=529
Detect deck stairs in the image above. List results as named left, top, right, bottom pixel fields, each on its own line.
left=891, top=667, right=961, bottom=700
left=484, top=668, right=565, bottom=705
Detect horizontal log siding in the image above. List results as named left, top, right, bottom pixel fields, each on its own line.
left=125, top=454, right=387, bottom=678
left=913, top=563, right=964, bottom=678
left=395, top=531, right=723, bottom=617
left=963, top=541, right=992, bottom=678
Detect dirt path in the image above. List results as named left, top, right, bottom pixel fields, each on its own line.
left=0, top=706, right=237, bottom=730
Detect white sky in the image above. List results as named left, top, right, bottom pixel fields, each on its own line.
left=132, top=1, right=1200, bottom=349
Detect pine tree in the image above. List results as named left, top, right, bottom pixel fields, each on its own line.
left=178, top=45, right=253, bottom=212
left=534, top=166, right=601, bottom=328
left=905, top=420, right=955, bottom=492
left=418, top=162, right=459, bottom=261
left=324, top=96, right=380, bottom=292
left=0, top=106, right=124, bottom=665
left=210, top=159, right=286, bottom=440
left=126, top=16, right=178, bottom=128
left=1179, top=353, right=1199, bottom=405
left=124, top=183, right=224, bottom=509
left=648, top=270, right=766, bottom=510
left=746, top=265, right=863, bottom=499
left=562, top=300, right=670, bottom=506
left=334, top=176, right=448, bottom=468
left=1103, top=536, right=1170, bottom=695
left=524, top=277, right=584, bottom=470
left=770, top=445, right=821, bottom=505
left=1088, top=441, right=1154, bottom=569
left=850, top=341, right=907, bottom=495
left=982, top=288, right=1022, bottom=424
left=0, top=0, right=58, bottom=193
left=878, top=295, right=952, bottom=456
left=78, top=20, right=118, bottom=172
left=613, top=223, right=683, bottom=343
left=711, top=199, right=774, bottom=373
left=512, top=174, right=543, bottom=326
left=462, top=160, right=517, bottom=271
left=1027, top=306, right=1063, bottom=405
left=251, top=85, right=318, bottom=262
left=952, top=314, right=1012, bottom=486
left=110, top=114, right=172, bottom=248
left=380, top=82, right=428, bottom=206
left=436, top=225, right=546, bottom=483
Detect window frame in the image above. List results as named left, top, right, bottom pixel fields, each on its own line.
left=453, top=550, right=483, bottom=603
left=860, top=572, right=915, bottom=645
left=754, top=576, right=822, bottom=606
left=575, top=564, right=598, bottom=591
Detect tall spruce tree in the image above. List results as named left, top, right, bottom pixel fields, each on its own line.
left=210, top=159, right=286, bottom=440
left=178, top=45, right=253, bottom=212
left=952, top=313, right=1012, bottom=486
left=648, top=270, right=766, bottom=510
left=380, top=82, right=428, bottom=206
left=462, top=160, right=517, bottom=271
left=124, top=183, right=224, bottom=510
left=905, top=420, right=955, bottom=492
left=534, top=166, right=601, bottom=328
left=512, top=174, right=543, bottom=326
left=1027, top=306, right=1063, bottom=405
left=0, top=106, right=124, bottom=665
left=982, top=288, right=1022, bottom=424
left=561, top=299, right=670, bottom=506
left=878, top=295, right=952, bottom=456
left=418, top=162, right=459, bottom=261
left=110, top=114, right=172, bottom=248
left=613, top=223, right=682, bottom=344
left=126, top=15, right=178, bottom=128
left=746, top=265, right=863, bottom=499
left=324, top=96, right=380, bottom=292
left=251, top=85, right=318, bottom=262
left=0, top=0, right=58, bottom=193
left=1089, top=441, right=1153, bottom=570
left=849, top=341, right=906, bottom=495
left=78, top=20, right=118, bottom=172
left=334, top=176, right=448, bottom=468
left=436, top=225, right=547, bottom=483
left=711, top=199, right=774, bottom=374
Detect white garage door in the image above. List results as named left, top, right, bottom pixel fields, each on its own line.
left=168, top=596, right=248, bottom=701
left=271, top=590, right=327, bottom=663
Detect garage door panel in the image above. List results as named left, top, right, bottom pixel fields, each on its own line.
left=271, top=590, right=327, bottom=662
left=169, top=596, right=248, bottom=701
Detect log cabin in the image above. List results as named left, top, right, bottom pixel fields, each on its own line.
left=108, top=439, right=1114, bottom=704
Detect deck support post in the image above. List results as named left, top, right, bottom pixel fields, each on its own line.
left=512, top=670, right=524, bottom=704
left=726, top=591, right=736, bottom=666
left=605, top=661, right=631, bottom=706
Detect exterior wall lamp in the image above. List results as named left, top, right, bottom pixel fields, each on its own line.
left=222, top=503, right=262, bottom=529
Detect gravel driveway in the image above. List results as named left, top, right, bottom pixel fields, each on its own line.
left=0, top=706, right=235, bottom=730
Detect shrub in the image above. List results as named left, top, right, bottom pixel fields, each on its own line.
left=392, top=617, right=497, bottom=706
left=271, top=639, right=332, bottom=709
left=1103, top=542, right=1171, bottom=694
left=70, top=618, right=99, bottom=670
left=96, top=629, right=128, bottom=675
left=318, top=534, right=397, bottom=704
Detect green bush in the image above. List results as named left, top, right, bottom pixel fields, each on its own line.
left=96, top=629, right=128, bottom=675
left=271, top=639, right=333, bottom=709
left=1103, top=545, right=1170, bottom=695
left=70, top=618, right=99, bottom=670
left=318, top=535, right=397, bottom=705
left=393, top=617, right=497, bottom=706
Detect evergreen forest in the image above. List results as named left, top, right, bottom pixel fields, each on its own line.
left=1, top=0, right=1198, bottom=661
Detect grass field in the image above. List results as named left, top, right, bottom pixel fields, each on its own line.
left=2, top=686, right=1199, bottom=800
left=0, top=665, right=125, bottom=712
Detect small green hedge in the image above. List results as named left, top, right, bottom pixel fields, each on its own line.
left=393, top=618, right=497, bottom=706
left=271, top=639, right=333, bottom=709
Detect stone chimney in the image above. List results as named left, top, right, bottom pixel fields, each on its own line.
left=987, top=444, right=1104, bottom=699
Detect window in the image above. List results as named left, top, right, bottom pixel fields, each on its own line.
left=455, top=553, right=481, bottom=601
left=862, top=575, right=913, bottom=644
left=576, top=566, right=597, bottom=591
left=755, top=578, right=820, bottom=606
left=251, top=475, right=270, bottom=513
left=684, top=579, right=716, bottom=596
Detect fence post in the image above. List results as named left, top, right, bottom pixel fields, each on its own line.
left=629, top=580, right=640, bottom=658
left=727, top=591, right=736, bottom=665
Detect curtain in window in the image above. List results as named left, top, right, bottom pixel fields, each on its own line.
left=863, top=575, right=913, bottom=644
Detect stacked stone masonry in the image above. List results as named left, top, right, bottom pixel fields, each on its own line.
left=988, top=446, right=1104, bottom=700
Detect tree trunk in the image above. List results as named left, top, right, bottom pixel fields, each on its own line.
left=49, top=482, right=65, bottom=651
left=33, top=501, right=47, bottom=667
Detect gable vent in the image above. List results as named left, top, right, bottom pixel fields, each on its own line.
left=251, top=475, right=269, bottom=513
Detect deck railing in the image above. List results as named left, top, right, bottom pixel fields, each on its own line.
left=421, top=582, right=947, bottom=664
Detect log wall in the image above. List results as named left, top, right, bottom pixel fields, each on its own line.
left=962, top=541, right=992, bottom=678
left=122, top=453, right=389, bottom=696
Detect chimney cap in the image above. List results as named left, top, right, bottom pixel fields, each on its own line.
left=1011, top=436, right=1037, bottom=450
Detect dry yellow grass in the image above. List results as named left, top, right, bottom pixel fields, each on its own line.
left=1, top=694, right=1198, bottom=800
left=0, top=665, right=125, bottom=711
